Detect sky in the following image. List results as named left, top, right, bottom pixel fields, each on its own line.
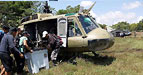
left=49, top=0, right=143, bottom=26
left=1, top=0, right=143, bottom=26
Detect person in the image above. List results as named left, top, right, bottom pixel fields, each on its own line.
left=0, top=25, right=10, bottom=75
left=13, top=28, right=24, bottom=74
left=15, top=28, right=23, bottom=48
left=0, top=27, right=24, bottom=75
left=19, top=31, right=33, bottom=53
left=17, top=31, right=33, bottom=73
left=68, top=24, right=74, bottom=37
left=0, top=65, right=5, bottom=75
left=42, top=31, right=62, bottom=66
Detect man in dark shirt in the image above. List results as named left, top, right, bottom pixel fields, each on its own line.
left=0, top=25, right=10, bottom=75
left=14, top=28, right=24, bottom=74
left=0, top=27, right=24, bottom=75
left=42, top=31, right=61, bottom=66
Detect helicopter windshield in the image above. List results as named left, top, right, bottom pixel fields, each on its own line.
left=78, top=15, right=99, bottom=33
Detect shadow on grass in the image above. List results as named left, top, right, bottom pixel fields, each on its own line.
left=79, top=54, right=116, bottom=66
left=12, top=66, right=31, bottom=75
left=100, top=48, right=143, bottom=54
left=10, top=52, right=116, bottom=74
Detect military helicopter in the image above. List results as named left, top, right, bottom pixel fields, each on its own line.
left=20, top=1, right=114, bottom=56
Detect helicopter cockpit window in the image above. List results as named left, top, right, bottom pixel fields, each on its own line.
left=75, top=22, right=82, bottom=36
left=68, top=19, right=82, bottom=37
left=78, top=15, right=99, bottom=33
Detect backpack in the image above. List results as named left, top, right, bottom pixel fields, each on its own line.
left=51, top=34, right=63, bottom=48
left=56, top=36, right=63, bottom=46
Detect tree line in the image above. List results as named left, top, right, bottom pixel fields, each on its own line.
left=0, top=1, right=143, bottom=32
left=0, top=1, right=35, bottom=27
left=99, top=20, right=143, bottom=31
left=0, top=1, right=46, bottom=27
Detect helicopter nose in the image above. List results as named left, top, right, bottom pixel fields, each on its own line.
left=88, top=38, right=114, bottom=51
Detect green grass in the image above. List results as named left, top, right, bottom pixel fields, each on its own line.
left=36, top=37, right=143, bottom=75
left=2, top=37, right=143, bottom=75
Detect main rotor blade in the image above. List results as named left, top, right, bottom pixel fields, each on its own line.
left=85, top=1, right=96, bottom=14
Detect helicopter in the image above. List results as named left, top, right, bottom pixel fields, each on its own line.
left=20, top=1, right=114, bottom=56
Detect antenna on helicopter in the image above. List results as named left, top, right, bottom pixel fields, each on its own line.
left=43, top=1, right=52, bottom=13
left=85, top=1, right=96, bottom=14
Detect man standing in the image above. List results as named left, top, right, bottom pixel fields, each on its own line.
left=0, top=25, right=10, bottom=75
left=14, top=28, right=24, bottom=74
left=0, top=27, right=24, bottom=75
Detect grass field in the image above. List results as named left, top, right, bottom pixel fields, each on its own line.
left=35, top=37, right=143, bottom=75
left=2, top=37, right=143, bottom=75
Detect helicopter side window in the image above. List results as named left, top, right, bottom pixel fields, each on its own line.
left=68, top=19, right=82, bottom=37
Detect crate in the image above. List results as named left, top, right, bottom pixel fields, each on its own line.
left=25, top=50, right=49, bottom=73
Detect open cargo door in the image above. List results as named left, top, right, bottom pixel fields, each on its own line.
left=57, top=17, right=68, bottom=47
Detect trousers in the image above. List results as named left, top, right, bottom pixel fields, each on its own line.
left=50, top=48, right=60, bottom=61
left=14, top=53, right=25, bottom=73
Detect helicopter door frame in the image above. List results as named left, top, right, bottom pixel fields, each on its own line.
left=67, top=17, right=85, bottom=48
left=57, top=17, right=68, bottom=47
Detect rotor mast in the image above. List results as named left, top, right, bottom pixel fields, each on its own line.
left=43, top=1, right=52, bottom=13
left=43, top=0, right=58, bottom=13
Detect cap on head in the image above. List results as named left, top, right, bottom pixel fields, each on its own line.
left=42, top=31, right=48, bottom=38
left=23, top=31, right=29, bottom=35
left=10, top=27, right=18, bottom=32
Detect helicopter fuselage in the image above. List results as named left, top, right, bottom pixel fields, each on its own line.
left=21, top=13, right=114, bottom=53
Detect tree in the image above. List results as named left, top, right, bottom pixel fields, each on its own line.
left=98, top=24, right=107, bottom=29
left=112, top=21, right=130, bottom=30
left=136, top=20, right=143, bottom=31
left=129, top=23, right=138, bottom=31
left=56, top=5, right=80, bottom=15
left=0, top=1, right=36, bottom=27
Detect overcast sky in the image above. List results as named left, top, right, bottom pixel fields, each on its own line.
left=1, top=0, right=143, bottom=26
